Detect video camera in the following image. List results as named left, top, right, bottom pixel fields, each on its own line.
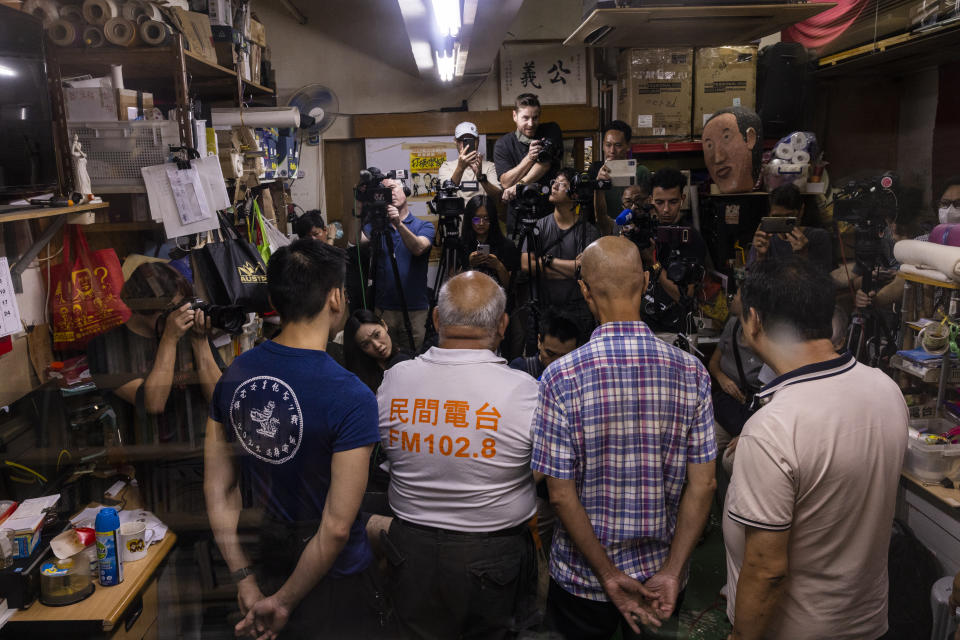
left=515, top=182, right=551, bottom=229
left=355, top=166, right=408, bottom=230
left=657, top=226, right=705, bottom=291
left=617, top=203, right=659, bottom=250
left=428, top=179, right=464, bottom=242
left=834, top=173, right=898, bottom=227
left=569, top=172, right=611, bottom=203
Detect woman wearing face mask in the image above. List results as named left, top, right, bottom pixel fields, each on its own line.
left=932, top=177, right=960, bottom=228
left=344, top=309, right=412, bottom=392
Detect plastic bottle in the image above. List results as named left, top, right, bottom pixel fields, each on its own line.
left=95, top=507, right=123, bottom=586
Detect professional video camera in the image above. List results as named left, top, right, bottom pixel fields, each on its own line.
left=159, top=298, right=246, bottom=334
left=355, top=166, right=408, bottom=230
left=569, top=172, right=611, bottom=203
left=514, top=182, right=551, bottom=230
left=427, top=179, right=465, bottom=240
left=834, top=173, right=899, bottom=291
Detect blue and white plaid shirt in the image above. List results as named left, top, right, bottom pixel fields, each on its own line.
left=531, top=321, right=717, bottom=601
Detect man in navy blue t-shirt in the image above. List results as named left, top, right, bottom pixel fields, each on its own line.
left=356, top=178, right=435, bottom=352
left=205, top=240, right=382, bottom=639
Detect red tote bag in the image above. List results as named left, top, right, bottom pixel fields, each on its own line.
left=49, top=226, right=131, bottom=351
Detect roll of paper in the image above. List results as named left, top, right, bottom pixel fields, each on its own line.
left=83, top=0, right=120, bottom=25
left=83, top=25, right=106, bottom=47
left=104, top=16, right=139, bottom=47
left=121, top=0, right=162, bottom=24
left=59, top=4, right=84, bottom=22
left=211, top=107, right=301, bottom=129
left=48, top=19, right=81, bottom=47
left=894, top=239, right=960, bottom=280
left=789, top=131, right=810, bottom=150
left=110, top=64, right=124, bottom=90
left=792, top=150, right=811, bottom=164
left=138, top=19, right=171, bottom=46
left=22, top=0, right=59, bottom=26
left=775, top=144, right=795, bottom=161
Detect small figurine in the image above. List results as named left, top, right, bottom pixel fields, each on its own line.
left=71, top=134, right=92, bottom=201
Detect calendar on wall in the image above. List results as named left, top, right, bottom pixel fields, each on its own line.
left=0, top=257, right=23, bottom=338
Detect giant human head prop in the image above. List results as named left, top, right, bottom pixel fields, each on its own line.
left=702, top=107, right=762, bottom=194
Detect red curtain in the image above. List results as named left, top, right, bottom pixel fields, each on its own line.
left=782, top=0, right=871, bottom=49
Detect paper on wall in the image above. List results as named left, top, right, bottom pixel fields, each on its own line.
left=0, top=258, right=23, bottom=338
left=142, top=155, right=230, bottom=239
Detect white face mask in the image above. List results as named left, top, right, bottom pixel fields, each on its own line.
left=939, top=206, right=960, bottom=224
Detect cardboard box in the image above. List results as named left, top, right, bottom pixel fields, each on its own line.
left=249, top=19, right=266, bottom=47
left=207, top=0, right=233, bottom=26
left=617, top=48, right=693, bottom=140
left=693, top=45, right=758, bottom=136
left=116, top=89, right=154, bottom=121
left=250, top=43, right=261, bottom=84
left=168, top=8, right=217, bottom=65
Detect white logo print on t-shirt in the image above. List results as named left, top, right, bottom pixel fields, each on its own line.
left=230, top=376, right=303, bottom=464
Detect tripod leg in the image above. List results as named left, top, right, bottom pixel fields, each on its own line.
left=382, top=232, right=417, bottom=352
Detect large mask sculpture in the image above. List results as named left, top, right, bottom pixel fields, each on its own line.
left=702, top=107, right=762, bottom=194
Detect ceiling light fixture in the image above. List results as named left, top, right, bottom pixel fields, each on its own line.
left=435, top=47, right=456, bottom=82
left=431, top=0, right=460, bottom=38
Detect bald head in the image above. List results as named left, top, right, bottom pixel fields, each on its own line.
left=581, top=236, right=645, bottom=299
left=436, top=271, right=506, bottom=334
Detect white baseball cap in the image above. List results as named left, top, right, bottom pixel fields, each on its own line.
left=454, top=122, right=479, bottom=139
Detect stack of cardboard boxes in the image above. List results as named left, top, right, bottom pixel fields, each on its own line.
left=617, top=45, right=758, bottom=141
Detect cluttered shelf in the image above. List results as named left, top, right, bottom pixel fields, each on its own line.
left=13, top=444, right=203, bottom=467
left=54, top=44, right=274, bottom=96
left=817, top=21, right=960, bottom=78
left=0, top=202, right=108, bottom=224
left=902, top=471, right=960, bottom=509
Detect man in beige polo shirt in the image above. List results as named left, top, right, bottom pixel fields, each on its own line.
left=723, top=256, right=908, bottom=640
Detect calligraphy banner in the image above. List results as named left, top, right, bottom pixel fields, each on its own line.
left=499, top=42, right=588, bottom=107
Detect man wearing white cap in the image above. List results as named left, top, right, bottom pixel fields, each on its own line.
left=438, top=121, right=502, bottom=204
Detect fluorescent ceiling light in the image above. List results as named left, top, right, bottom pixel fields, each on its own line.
left=0, top=65, right=16, bottom=77
left=411, top=40, right=435, bottom=70
left=462, top=0, right=477, bottom=27
left=431, top=0, right=460, bottom=37
left=436, top=47, right=456, bottom=82
left=455, top=46, right=467, bottom=77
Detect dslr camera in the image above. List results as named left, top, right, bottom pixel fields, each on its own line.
left=515, top=182, right=551, bottom=229
left=536, top=137, right=555, bottom=163
left=160, top=298, right=246, bottom=334
left=569, top=172, right=611, bottom=203
left=619, top=203, right=659, bottom=250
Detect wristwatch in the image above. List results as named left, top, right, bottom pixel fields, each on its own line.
left=230, top=566, right=254, bottom=583
left=542, top=254, right=555, bottom=269
left=650, top=262, right=663, bottom=279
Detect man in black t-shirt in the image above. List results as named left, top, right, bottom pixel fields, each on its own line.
left=494, top=93, right=556, bottom=235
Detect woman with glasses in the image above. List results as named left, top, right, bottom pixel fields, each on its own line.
left=458, top=194, right=519, bottom=287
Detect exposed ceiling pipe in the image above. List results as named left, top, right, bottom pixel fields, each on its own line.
left=274, top=0, right=307, bottom=25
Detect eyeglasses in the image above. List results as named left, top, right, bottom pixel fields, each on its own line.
left=550, top=179, right=569, bottom=189
left=939, top=199, right=960, bottom=209
left=622, top=198, right=642, bottom=207
left=472, top=216, right=489, bottom=224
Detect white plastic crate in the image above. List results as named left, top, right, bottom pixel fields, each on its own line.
left=67, top=121, right=181, bottom=191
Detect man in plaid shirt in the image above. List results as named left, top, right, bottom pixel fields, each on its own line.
left=531, top=236, right=717, bottom=638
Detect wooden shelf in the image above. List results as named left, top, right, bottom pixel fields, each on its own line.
left=900, top=271, right=960, bottom=289
left=83, top=222, right=163, bottom=233
left=565, top=4, right=837, bottom=47
left=0, top=202, right=108, bottom=224
left=817, top=22, right=960, bottom=78
left=632, top=141, right=703, bottom=154
left=902, top=471, right=960, bottom=508
left=56, top=45, right=274, bottom=96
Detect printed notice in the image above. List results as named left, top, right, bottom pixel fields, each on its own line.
left=0, top=257, right=23, bottom=338
left=637, top=115, right=653, bottom=129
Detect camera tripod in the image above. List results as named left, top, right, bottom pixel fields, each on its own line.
left=845, top=227, right=898, bottom=368
left=365, top=219, right=417, bottom=352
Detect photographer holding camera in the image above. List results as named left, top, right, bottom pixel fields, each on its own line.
left=750, top=184, right=831, bottom=273
left=495, top=93, right=559, bottom=234
left=648, top=169, right=706, bottom=303
left=520, top=169, right=600, bottom=332
left=438, top=121, right=502, bottom=204
left=351, top=177, right=436, bottom=350
left=587, top=120, right=652, bottom=236
left=87, top=262, right=223, bottom=443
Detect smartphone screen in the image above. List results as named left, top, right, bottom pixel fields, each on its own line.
left=464, top=138, right=477, bottom=154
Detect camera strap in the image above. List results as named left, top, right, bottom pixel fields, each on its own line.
left=539, top=217, right=583, bottom=256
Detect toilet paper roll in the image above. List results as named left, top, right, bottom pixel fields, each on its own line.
left=48, top=19, right=81, bottom=47
left=789, top=131, right=810, bottom=150
left=22, top=0, right=59, bottom=26
left=211, top=107, right=301, bottom=129
left=104, top=16, right=139, bottom=47
left=139, top=19, right=171, bottom=46
left=122, top=0, right=162, bottom=24
left=792, top=150, right=811, bottom=165
left=59, top=5, right=84, bottom=22
left=83, top=0, right=120, bottom=25
left=894, top=239, right=960, bottom=279
left=82, top=25, right=106, bottom=47
left=775, top=144, right=795, bottom=160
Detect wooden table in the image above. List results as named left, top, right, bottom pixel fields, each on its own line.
left=902, top=470, right=960, bottom=508
left=5, top=532, right=176, bottom=639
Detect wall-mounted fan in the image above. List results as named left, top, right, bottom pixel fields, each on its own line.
left=288, top=84, right=340, bottom=145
